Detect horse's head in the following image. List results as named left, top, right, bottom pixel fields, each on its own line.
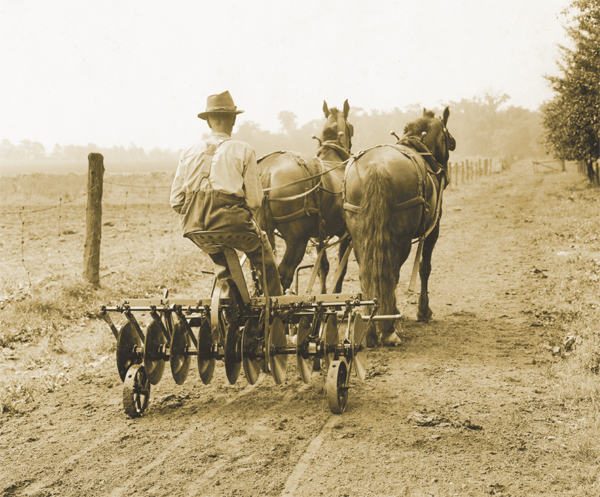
left=317, top=100, right=353, bottom=160
left=404, top=106, right=456, bottom=168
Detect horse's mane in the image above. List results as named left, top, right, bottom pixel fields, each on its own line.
left=403, top=116, right=432, bottom=137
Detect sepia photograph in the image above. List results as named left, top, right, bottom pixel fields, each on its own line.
left=1, top=0, right=599, bottom=495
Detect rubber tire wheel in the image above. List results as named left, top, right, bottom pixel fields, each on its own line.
left=326, top=359, right=349, bottom=414
left=123, top=364, right=151, bottom=418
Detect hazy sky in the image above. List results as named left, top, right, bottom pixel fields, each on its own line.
left=1, top=0, right=570, bottom=152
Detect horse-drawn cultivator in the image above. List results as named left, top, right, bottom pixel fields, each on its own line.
left=100, top=247, right=378, bottom=418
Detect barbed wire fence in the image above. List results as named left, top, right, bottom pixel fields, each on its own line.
left=0, top=158, right=199, bottom=296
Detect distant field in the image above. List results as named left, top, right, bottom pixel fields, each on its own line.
left=0, top=170, right=193, bottom=293
left=1, top=161, right=176, bottom=177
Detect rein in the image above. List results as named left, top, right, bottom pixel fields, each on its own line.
left=261, top=159, right=347, bottom=194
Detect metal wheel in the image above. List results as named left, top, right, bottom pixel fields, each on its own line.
left=295, top=316, right=312, bottom=383
left=144, top=321, right=167, bottom=385
left=117, top=322, right=142, bottom=382
left=326, top=359, right=349, bottom=414
left=197, top=316, right=215, bottom=385
left=242, top=318, right=262, bottom=385
left=268, top=317, right=288, bottom=384
left=211, top=280, right=243, bottom=385
left=123, top=364, right=151, bottom=418
left=170, top=320, right=191, bottom=385
left=323, top=314, right=339, bottom=370
left=351, top=314, right=367, bottom=381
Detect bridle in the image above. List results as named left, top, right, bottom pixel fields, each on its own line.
left=316, top=110, right=353, bottom=161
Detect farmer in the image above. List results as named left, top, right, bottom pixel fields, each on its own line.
left=170, top=91, right=282, bottom=297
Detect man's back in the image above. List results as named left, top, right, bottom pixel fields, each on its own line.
left=171, top=132, right=263, bottom=214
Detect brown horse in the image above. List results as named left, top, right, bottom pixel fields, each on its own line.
left=256, top=100, right=353, bottom=294
left=343, top=107, right=455, bottom=346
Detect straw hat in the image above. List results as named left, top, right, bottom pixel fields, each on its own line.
left=197, top=91, right=244, bottom=120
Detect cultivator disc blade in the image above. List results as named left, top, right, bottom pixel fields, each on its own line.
left=268, top=317, right=288, bottom=385
left=170, top=320, right=192, bottom=385
left=242, top=318, right=261, bottom=385
left=351, top=314, right=367, bottom=381
left=197, top=317, right=215, bottom=385
left=144, top=321, right=167, bottom=385
left=117, top=322, right=142, bottom=382
left=296, top=316, right=312, bottom=383
left=225, top=321, right=242, bottom=385
left=323, top=315, right=339, bottom=370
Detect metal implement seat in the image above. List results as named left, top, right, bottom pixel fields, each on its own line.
left=187, top=230, right=264, bottom=304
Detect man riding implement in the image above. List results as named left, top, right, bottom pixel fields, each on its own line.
left=170, top=91, right=282, bottom=297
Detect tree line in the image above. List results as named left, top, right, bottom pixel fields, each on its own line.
left=1, top=94, right=549, bottom=167
left=0, top=139, right=180, bottom=165
left=541, top=0, right=599, bottom=184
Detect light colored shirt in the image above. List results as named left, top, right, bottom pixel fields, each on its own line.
left=170, top=132, right=263, bottom=213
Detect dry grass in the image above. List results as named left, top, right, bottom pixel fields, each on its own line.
left=527, top=173, right=600, bottom=410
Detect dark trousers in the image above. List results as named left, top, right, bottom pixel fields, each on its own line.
left=208, top=243, right=282, bottom=297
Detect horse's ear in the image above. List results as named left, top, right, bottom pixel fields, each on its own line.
left=343, top=99, right=350, bottom=118
left=423, top=108, right=428, bottom=117
left=323, top=101, right=330, bottom=117
left=443, top=106, right=450, bottom=126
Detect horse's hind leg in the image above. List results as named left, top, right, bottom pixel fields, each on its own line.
left=317, top=240, right=330, bottom=294
left=417, top=221, right=440, bottom=322
left=278, top=236, right=311, bottom=292
left=331, top=235, right=351, bottom=294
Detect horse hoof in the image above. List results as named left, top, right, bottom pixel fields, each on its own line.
left=366, top=330, right=379, bottom=348
left=417, top=309, right=433, bottom=322
left=381, top=333, right=402, bottom=347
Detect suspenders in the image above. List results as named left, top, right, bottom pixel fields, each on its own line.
left=199, top=137, right=230, bottom=191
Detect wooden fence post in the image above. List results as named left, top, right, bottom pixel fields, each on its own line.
left=83, top=153, right=104, bottom=287
left=461, top=161, right=465, bottom=183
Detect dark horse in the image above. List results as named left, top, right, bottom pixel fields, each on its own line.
left=343, top=107, right=456, bottom=346
left=256, top=101, right=353, bottom=294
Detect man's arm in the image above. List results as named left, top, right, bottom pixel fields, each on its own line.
left=243, top=149, right=264, bottom=213
left=170, top=150, right=187, bottom=213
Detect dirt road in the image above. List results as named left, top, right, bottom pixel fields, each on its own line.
left=1, top=163, right=597, bottom=496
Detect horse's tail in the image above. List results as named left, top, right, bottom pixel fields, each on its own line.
left=254, top=197, right=276, bottom=253
left=355, top=164, right=402, bottom=316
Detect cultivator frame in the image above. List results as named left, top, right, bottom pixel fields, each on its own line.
left=100, top=256, right=379, bottom=417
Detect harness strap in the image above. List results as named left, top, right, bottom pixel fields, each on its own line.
left=316, top=141, right=352, bottom=161
left=272, top=207, right=320, bottom=223
left=261, top=158, right=346, bottom=193
left=343, top=196, right=426, bottom=214
left=399, top=135, right=447, bottom=178
left=267, top=182, right=321, bottom=201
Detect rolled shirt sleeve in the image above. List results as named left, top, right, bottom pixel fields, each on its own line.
left=170, top=150, right=187, bottom=214
left=243, top=148, right=264, bottom=212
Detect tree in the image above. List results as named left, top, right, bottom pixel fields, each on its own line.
left=278, top=111, right=298, bottom=135
left=17, top=140, right=46, bottom=162
left=542, top=0, right=600, bottom=182
left=0, top=139, right=19, bottom=162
